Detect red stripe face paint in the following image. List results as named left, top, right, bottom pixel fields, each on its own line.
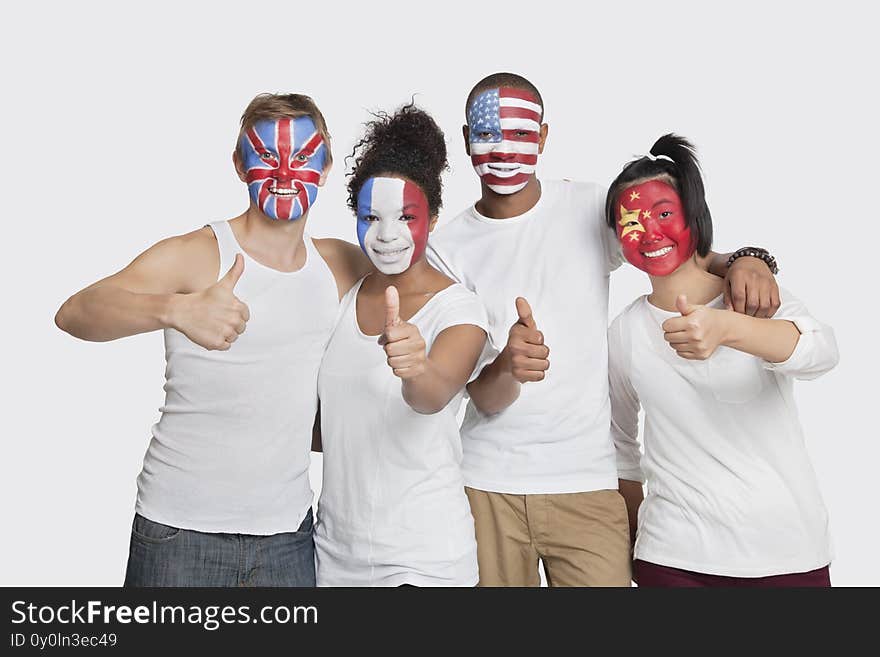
left=467, top=86, right=543, bottom=194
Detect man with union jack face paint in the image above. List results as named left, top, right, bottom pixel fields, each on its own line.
left=55, top=93, right=371, bottom=587
left=239, top=116, right=328, bottom=222
left=426, top=72, right=783, bottom=588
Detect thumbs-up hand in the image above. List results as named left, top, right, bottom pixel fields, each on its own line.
left=504, top=297, right=550, bottom=383
left=661, top=294, right=730, bottom=360
left=170, top=253, right=251, bottom=351
left=380, top=285, right=427, bottom=380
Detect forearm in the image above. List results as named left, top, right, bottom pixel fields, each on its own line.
left=618, top=479, right=644, bottom=546
left=401, top=360, right=465, bottom=415
left=704, top=251, right=731, bottom=277
left=722, top=312, right=800, bottom=363
left=55, top=285, right=178, bottom=342
left=464, top=349, right=520, bottom=416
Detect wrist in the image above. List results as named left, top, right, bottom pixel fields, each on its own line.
left=160, top=293, right=186, bottom=331
left=727, top=246, right=779, bottom=275
left=720, top=310, right=748, bottom=349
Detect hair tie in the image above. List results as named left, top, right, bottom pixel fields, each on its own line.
left=645, top=153, right=675, bottom=163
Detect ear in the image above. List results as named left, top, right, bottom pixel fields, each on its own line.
left=462, top=124, right=471, bottom=156
left=233, top=150, right=248, bottom=183
left=428, top=214, right=439, bottom=233
left=318, top=159, right=333, bottom=186
left=537, top=123, right=549, bottom=155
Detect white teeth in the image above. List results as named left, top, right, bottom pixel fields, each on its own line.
left=487, top=164, right=519, bottom=171
left=644, top=246, right=673, bottom=258
left=269, top=187, right=299, bottom=195
left=372, top=246, right=409, bottom=256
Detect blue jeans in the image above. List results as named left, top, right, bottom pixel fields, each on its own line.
left=123, top=509, right=315, bottom=587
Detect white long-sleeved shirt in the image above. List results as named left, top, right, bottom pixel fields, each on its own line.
left=609, top=289, right=838, bottom=577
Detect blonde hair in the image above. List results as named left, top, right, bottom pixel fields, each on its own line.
left=236, top=93, right=332, bottom=166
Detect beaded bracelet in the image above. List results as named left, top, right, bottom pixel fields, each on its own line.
left=727, top=246, right=779, bottom=275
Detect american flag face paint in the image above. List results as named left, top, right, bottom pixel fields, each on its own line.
left=239, top=117, right=326, bottom=221
left=467, top=86, right=542, bottom=194
left=356, top=177, right=430, bottom=275
left=616, top=179, right=694, bottom=277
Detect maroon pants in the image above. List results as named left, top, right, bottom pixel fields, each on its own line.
left=634, top=560, right=831, bottom=588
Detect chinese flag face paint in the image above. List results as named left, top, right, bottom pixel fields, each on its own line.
left=616, top=179, right=694, bottom=276
left=356, top=176, right=430, bottom=275
left=239, top=117, right=327, bottom=221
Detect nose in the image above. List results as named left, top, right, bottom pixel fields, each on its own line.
left=490, top=148, right=514, bottom=161
left=641, top=217, right=664, bottom=243
left=376, top=218, right=398, bottom=243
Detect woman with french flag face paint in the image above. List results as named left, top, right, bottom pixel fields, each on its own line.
left=314, top=105, right=493, bottom=586
left=356, top=176, right=431, bottom=275
left=467, top=86, right=545, bottom=195
left=238, top=116, right=327, bottom=221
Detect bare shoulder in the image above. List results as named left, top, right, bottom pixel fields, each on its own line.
left=96, top=225, right=219, bottom=295
left=313, top=238, right=372, bottom=298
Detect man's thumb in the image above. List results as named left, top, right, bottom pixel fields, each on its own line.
left=220, top=253, right=245, bottom=289
left=385, top=285, right=401, bottom=330
left=676, top=293, right=696, bottom=316
left=516, top=297, right=536, bottom=329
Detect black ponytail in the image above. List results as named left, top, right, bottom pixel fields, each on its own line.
left=605, top=133, right=713, bottom=257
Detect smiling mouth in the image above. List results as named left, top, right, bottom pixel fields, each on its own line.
left=486, top=164, right=520, bottom=171
left=643, top=246, right=674, bottom=258
left=270, top=186, right=299, bottom=196
left=371, top=245, right=410, bottom=257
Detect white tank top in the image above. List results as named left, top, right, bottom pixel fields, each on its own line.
left=136, top=220, right=339, bottom=534
left=315, top=277, right=493, bottom=586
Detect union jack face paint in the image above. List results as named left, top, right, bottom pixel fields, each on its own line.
left=239, top=116, right=326, bottom=221
left=356, top=177, right=430, bottom=275
left=467, top=86, right=542, bottom=194
left=616, top=179, right=694, bottom=276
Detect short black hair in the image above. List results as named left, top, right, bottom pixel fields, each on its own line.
left=464, top=72, right=544, bottom=122
left=346, top=103, right=448, bottom=217
left=605, top=134, right=713, bottom=257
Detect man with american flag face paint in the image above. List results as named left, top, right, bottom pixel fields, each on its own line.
left=55, top=93, right=372, bottom=587
left=427, top=72, right=783, bottom=587
left=467, top=86, right=544, bottom=194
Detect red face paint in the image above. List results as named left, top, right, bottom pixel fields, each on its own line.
left=616, top=179, right=694, bottom=276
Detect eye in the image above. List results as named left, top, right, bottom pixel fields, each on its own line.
left=515, top=130, right=530, bottom=137
left=364, top=214, right=379, bottom=222
left=260, top=152, right=274, bottom=161
left=295, top=153, right=310, bottom=162
left=478, top=131, right=493, bottom=139
left=623, top=220, right=640, bottom=228
left=400, top=214, right=415, bottom=222
left=659, top=211, right=673, bottom=219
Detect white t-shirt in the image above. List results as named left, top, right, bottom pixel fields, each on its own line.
left=315, top=278, right=492, bottom=587
left=427, top=179, right=624, bottom=494
left=609, top=290, right=838, bottom=577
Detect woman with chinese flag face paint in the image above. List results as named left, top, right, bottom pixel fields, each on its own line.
left=605, top=134, right=839, bottom=587
left=313, top=105, right=493, bottom=587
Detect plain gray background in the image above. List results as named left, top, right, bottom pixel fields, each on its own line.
left=3, top=1, right=876, bottom=585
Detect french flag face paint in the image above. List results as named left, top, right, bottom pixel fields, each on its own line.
left=356, top=177, right=430, bottom=275
left=616, top=179, right=694, bottom=277
left=239, top=116, right=326, bottom=221
left=467, top=86, right=542, bottom=195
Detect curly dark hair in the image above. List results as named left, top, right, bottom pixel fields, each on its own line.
left=346, top=103, right=448, bottom=217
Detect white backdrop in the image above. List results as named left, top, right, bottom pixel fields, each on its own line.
left=3, top=1, right=876, bottom=585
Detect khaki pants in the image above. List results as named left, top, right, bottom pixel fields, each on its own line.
left=465, top=487, right=632, bottom=587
